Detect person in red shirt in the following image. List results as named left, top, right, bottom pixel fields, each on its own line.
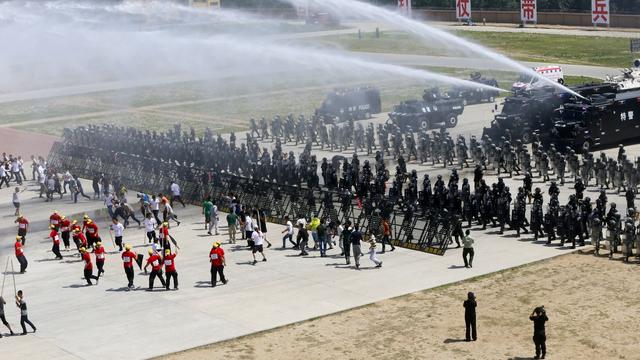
left=70, top=220, right=82, bottom=250
left=84, top=219, right=100, bottom=248
left=15, top=215, right=29, bottom=245
left=164, top=249, right=178, bottom=291
left=94, top=242, right=106, bottom=276
left=59, top=215, right=71, bottom=251
left=121, top=244, right=137, bottom=290
left=50, top=225, right=63, bottom=260
left=15, top=236, right=28, bottom=273
left=49, top=210, right=62, bottom=231
left=209, top=242, right=227, bottom=287
left=144, top=248, right=166, bottom=291
left=158, top=222, right=170, bottom=250
left=80, top=247, right=99, bottom=286
left=72, top=228, right=88, bottom=255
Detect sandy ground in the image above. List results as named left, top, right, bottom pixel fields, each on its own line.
left=161, top=252, right=640, bottom=360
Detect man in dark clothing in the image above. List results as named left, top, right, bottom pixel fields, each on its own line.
left=463, top=292, right=477, bottom=341
left=530, top=306, right=548, bottom=359
left=296, top=224, right=309, bottom=256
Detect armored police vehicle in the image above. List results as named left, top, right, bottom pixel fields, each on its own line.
left=482, top=88, right=564, bottom=143
left=548, top=88, right=640, bottom=152
left=387, top=88, right=465, bottom=131
left=316, top=86, right=381, bottom=124
left=447, top=73, right=500, bottom=105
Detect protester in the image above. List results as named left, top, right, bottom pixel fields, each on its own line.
left=15, top=290, right=36, bottom=335
left=0, top=296, right=15, bottom=337
left=15, top=237, right=28, bottom=273
left=209, top=242, right=227, bottom=287
left=462, top=230, right=475, bottom=268
left=366, top=232, right=383, bottom=268
left=251, top=226, right=267, bottom=264
left=80, top=247, right=100, bottom=286
left=164, top=249, right=179, bottom=291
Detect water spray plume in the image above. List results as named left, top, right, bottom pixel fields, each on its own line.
left=288, top=0, right=584, bottom=99
left=0, top=0, right=501, bottom=95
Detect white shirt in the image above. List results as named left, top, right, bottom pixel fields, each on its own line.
left=144, top=218, right=156, bottom=232
left=286, top=221, right=293, bottom=235
left=150, top=198, right=160, bottom=211
left=336, top=225, right=344, bottom=239
left=164, top=203, right=174, bottom=215
left=245, top=216, right=253, bottom=231
left=11, top=161, right=19, bottom=172
left=111, top=223, right=124, bottom=237
left=296, top=218, right=307, bottom=228
left=105, top=194, right=114, bottom=207
left=12, top=192, right=19, bottom=203
left=0, top=167, right=5, bottom=177
left=170, top=183, right=180, bottom=196
left=251, top=231, right=264, bottom=246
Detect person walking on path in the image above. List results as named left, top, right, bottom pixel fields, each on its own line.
left=121, top=244, right=137, bottom=290
left=226, top=211, right=238, bottom=244
left=380, top=217, right=395, bottom=253
left=164, top=249, right=179, bottom=291
left=251, top=226, right=267, bottom=264
left=366, top=233, right=383, bottom=268
left=15, top=215, right=29, bottom=245
left=80, top=247, right=100, bottom=286
left=350, top=225, right=363, bottom=269
left=530, top=306, right=548, bottom=359
left=0, top=296, right=15, bottom=337
left=15, top=290, right=36, bottom=335
left=210, top=242, right=227, bottom=287
left=202, top=197, right=213, bottom=233
left=463, top=292, right=477, bottom=341
left=462, top=230, right=475, bottom=268
left=296, top=223, right=309, bottom=256
left=281, top=216, right=295, bottom=249
left=342, top=221, right=353, bottom=265
left=15, top=237, right=28, bottom=273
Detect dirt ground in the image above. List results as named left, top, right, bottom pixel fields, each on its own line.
left=161, top=252, right=640, bottom=360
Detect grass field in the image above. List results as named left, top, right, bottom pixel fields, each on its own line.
left=312, top=30, right=633, bottom=68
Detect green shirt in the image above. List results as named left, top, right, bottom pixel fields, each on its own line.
left=462, top=236, right=474, bottom=249
left=226, top=213, right=238, bottom=225
left=203, top=201, right=213, bottom=215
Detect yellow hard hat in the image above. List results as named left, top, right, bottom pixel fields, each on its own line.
left=18, top=215, right=23, bottom=218
left=148, top=249, right=153, bottom=255
left=80, top=247, right=86, bottom=252
left=16, top=236, right=22, bottom=241
left=95, top=242, right=102, bottom=247
left=212, top=241, right=220, bottom=248
left=50, top=224, right=56, bottom=229
left=53, top=210, right=58, bottom=214
left=83, top=214, right=89, bottom=219
left=162, top=222, right=169, bottom=227
left=72, top=220, right=78, bottom=224
left=61, top=216, right=66, bottom=220
left=73, top=228, right=80, bottom=233
left=124, top=244, right=131, bottom=251
left=165, top=249, right=171, bottom=255
left=87, top=219, right=92, bottom=224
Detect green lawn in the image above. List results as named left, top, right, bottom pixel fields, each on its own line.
left=312, top=30, right=633, bottom=68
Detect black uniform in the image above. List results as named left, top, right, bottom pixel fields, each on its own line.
left=463, top=293, right=477, bottom=341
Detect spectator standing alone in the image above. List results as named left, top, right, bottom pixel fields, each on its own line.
left=463, top=292, right=477, bottom=341
left=530, top=306, right=548, bottom=359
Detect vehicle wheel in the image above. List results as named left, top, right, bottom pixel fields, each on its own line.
left=445, top=115, right=458, bottom=128
left=488, top=96, right=495, bottom=103
left=582, top=140, right=591, bottom=152
left=421, top=120, right=429, bottom=130
left=558, top=78, right=565, bottom=85
left=521, top=133, right=531, bottom=144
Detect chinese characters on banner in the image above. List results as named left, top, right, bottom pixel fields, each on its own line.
left=398, top=0, right=412, bottom=16
left=591, top=0, right=610, bottom=25
left=520, top=0, right=537, bottom=23
left=456, top=0, right=471, bottom=20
